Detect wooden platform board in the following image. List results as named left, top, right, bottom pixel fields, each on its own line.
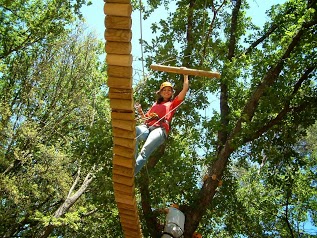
left=104, top=0, right=142, bottom=237
left=150, top=64, right=221, bottom=79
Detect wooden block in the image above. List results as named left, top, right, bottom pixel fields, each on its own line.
left=107, top=65, right=132, bottom=78
left=110, top=98, right=133, bottom=111
left=113, top=173, right=134, bottom=186
left=106, top=54, right=132, bottom=67
left=105, top=29, right=132, bottom=42
left=114, top=190, right=134, bottom=203
left=105, top=16, right=132, bottom=29
left=120, top=216, right=138, bottom=226
left=111, top=111, right=135, bottom=121
left=120, top=213, right=138, bottom=222
left=113, top=137, right=135, bottom=149
left=113, top=145, right=134, bottom=158
left=125, top=235, right=141, bottom=238
left=114, top=190, right=135, bottom=197
left=105, top=0, right=131, bottom=3
left=114, top=188, right=134, bottom=198
left=121, top=225, right=141, bottom=236
left=113, top=154, right=134, bottom=168
left=121, top=224, right=140, bottom=234
left=113, top=127, right=135, bottom=139
left=112, top=119, right=135, bottom=131
left=110, top=88, right=133, bottom=93
left=105, top=41, right=132, bottom=55
left=113, top=164, right=134, bottom=177
left=113, top=182, right=135, bottom=194
left=104, top=3, right=132, bottom=17
left=108, top=76, right=132, bottom=89
left=117, top=201, right=137, bottom=211
left=109, top=88, right=133, bottom=100
left=119, top=207, right=138, bottom=217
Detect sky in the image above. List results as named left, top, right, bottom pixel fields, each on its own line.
left=81, top=0, right=286, bottom=83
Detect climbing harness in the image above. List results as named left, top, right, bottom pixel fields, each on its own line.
left=162, top=220, right=185, bottom=238
left=162, top=231, right=184, bottom=238
left=135, top=100, right=184, bottom=140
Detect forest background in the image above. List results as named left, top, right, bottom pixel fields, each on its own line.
left=0, top=0, right=316, bottom=237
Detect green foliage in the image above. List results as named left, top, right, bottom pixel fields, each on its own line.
left=0, top=7, right=118, bottom=235
left=1, top=0, right=317, bottom=237
left=134, top=0, right=317, bottom=237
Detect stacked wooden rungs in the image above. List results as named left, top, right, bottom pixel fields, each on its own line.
left=104, top=0, right=142, bottom=237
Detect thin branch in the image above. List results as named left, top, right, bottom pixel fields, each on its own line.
left=244, top=24, right=278, bottom=55
left=200, top=0, right=227, bottom=64
left=285, top=185, right=295, bottom=238
left=67, top=167, right=81, bottom=198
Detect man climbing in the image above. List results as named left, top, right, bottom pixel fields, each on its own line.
left=161, top=204, right=185, bottom=238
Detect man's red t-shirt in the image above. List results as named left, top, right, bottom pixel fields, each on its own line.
left=145, top=96, right=183, bottom=134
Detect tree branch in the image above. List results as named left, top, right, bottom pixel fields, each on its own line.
left=139, top=171, right=161, bottom=237
left=67, top=167, right=81, bottom=198
left=38, top=167, right=95, bottom=238
left=243, top=66, right=316, bottom=143
left=200, top=0, right=227, bottom=64
left=184, top=1, right=243, bottom=236
left=244, top=24, right=278, bottom=55
left=229, top=21, right=313, bottom=142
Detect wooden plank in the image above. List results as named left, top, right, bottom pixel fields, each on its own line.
left=105, top=29, right=132, bottom=42
left=120, top=216, right=138, bottom=225
left=104, top=3, right=132, bottom=17
left=113, top=164, right=134, bottom=177
left=114, top=188, right=134, bottom=198
left=121, top=224, right=140, bottom=231
left=113, top=127, right=135, bottom=139
left=110, top=98, right=133, bottom=111
left=113, top=137, right=135, bottom=149
left=109, top=88, right=133, bottom=100
left=105, top=41, right=132, bottom=55
left=105, top=16, right=132, bottom=29
left=111, top=112, right=135, bottom=121
left=150, top=64, right=221, bottom=79
left=113, top=182, right=134, bottom=194
left=108, top=65, right=132, bottom=78
left=113, top=154, right=134, bottom=168
left=108, top=76, right=132, bottom=89
left=114, top=190, right=135, bottom=203
left=112, top=118, right=135, bottom=131
left=122, top=230, right=142, bottom=238
left=113, top=145, right=134, bottom=158
left=106, top=54, right=132, bottom=67
left=121, top=224, right=141, bottom=233
left=119, top=207, right=138, bottom=217
left=109, top=91, right=133, bottom=100
left=117, top=201, right=137, bottom=211
left=113, top=173, right=134, bottom=186
left=120, top=213, right=138, bottom=222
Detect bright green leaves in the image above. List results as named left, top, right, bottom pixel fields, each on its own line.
left=0, top=0, right=89, bottom=59
left=133, top=0, right=317, bottom=236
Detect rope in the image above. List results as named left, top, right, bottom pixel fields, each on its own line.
left=138, top=0, right=145, bottom=80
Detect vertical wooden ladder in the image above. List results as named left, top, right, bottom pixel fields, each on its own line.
left=104, top=0, right=142, bottom=237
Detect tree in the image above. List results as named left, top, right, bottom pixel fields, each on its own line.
left=133, top=0, right=317, bottom=237
left=0, top=21, right=119, bottom=236
left=0, top=0, right=90, bottom=60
